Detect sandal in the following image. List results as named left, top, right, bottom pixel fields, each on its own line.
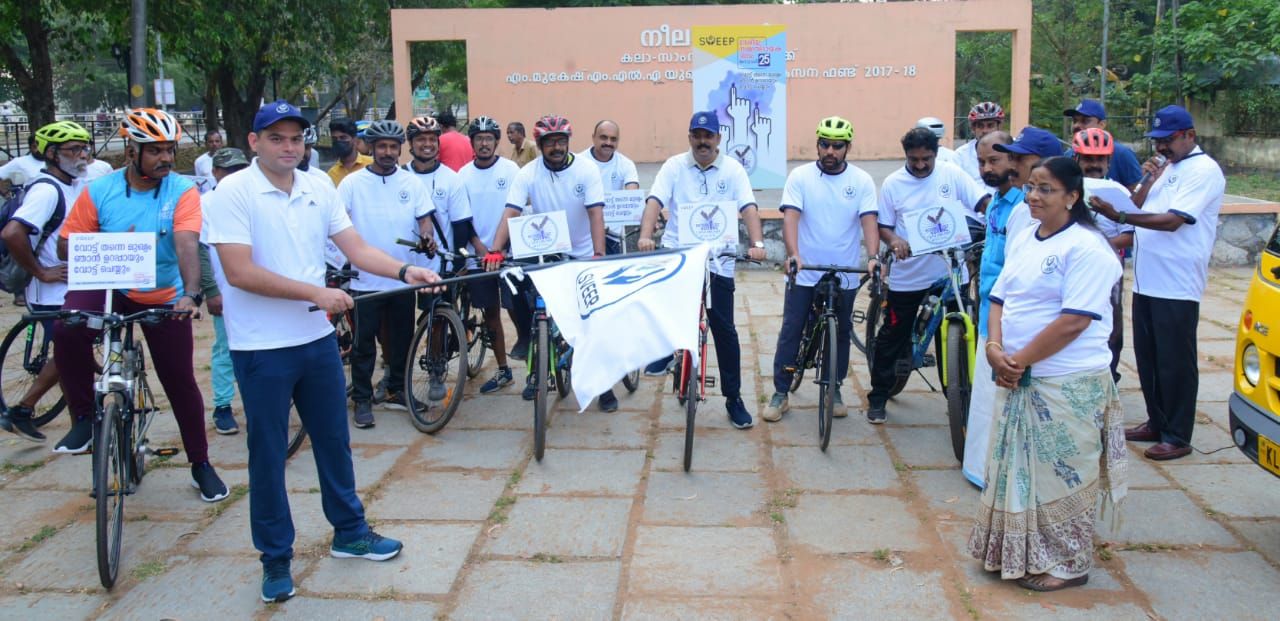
left=1015, top=573, right=1089, bottom=592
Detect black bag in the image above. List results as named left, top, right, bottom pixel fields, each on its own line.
left=0, top=177, right=66, bottom=293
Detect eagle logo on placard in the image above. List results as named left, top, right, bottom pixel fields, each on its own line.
left=521, top=216, right=559, bottom=252
left=917, top=206, right=956, bottom=246
left=574, top=253, right=687, bottom=319
left=690, top=204, right=728, bottom=242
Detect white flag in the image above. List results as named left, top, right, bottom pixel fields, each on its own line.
left=526, top=244, right=711, bottom=411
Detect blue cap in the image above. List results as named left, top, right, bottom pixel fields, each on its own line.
left=994, top=127, right=1064, bottom=158
left=689, top=111, right=720, bottom=134
left=253, top=100, right=310, bottom=133
left=1065, top=99, right=1107, bottom=120
left=1145, top=105, right=1195, bottom=138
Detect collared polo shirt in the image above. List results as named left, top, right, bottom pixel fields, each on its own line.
left=648, top=151, right=757, bottom=278
left=1133, top=146, right=1224, bottom=301
left=327, top=153, right=373, bottom=187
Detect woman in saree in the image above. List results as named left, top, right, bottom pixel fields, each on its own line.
left=968, top=156, right=1128, bottom=591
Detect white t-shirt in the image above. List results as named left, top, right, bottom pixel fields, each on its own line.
left=779, top=162, right=878, bottom=289
left=409, top=162, right=472, bottom=272
left=936, top=146, right=960, bottom=169
left=10, top=172, right=78, bottom=305
left=85, top=159, right=114, bottom=181
left=991, top=221, right=1120, bottom=377
left=0, top=155, right=44, bottom=186
left=338, top=167, right=434, bottom=292
left=1134, top=147, right=1225, bottom=302
left=459, top=157, right=520, bottom=268
left=505, top=155, right=605, bottom=260
left=954, top=140, right=982, bottom=184
left=877, top=162, right=985, bottom=291
left=648, top=151, right=757, bottom=278
left=193, top=152, right=215, bottom=179
left=1006, top=179, right=1137, bottom=259
left=581, top=148, right=640, bottom=237
left=203, top=160, right=354, bottom=351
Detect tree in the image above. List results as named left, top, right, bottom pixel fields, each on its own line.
left=1133, top=0, right=1280, bottom=102
left=0, top=1, right=117, bottom=126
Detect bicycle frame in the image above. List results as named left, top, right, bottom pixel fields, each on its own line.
left=675, top=258, right=713, bottom=401
left=909, top=246, right=977, bottom=388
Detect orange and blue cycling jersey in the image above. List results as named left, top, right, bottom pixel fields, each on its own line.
left=60, top=169, right=201, bottom=305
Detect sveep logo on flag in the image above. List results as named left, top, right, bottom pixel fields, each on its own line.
left=574, top=253, right=688, bottom=319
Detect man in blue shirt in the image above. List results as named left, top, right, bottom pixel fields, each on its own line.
left=1064, top=100, right=1142, bottom=188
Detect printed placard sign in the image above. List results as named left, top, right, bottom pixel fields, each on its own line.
left=68, top=232, right=158, bottom=291
left=509, top=210, right=573, bottom=259
left=677, top=201, right=738, bottom=248
left=902, top=202, right=971, bottom=255
left=602, top=190, right=645, bottom=226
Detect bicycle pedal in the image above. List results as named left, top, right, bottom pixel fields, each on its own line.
left=152, top=447, right=180, bottom=457
left=705, top=378, right=716, bottom=387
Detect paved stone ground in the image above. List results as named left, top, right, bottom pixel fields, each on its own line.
left=0, top=263, right=1277, bottom=620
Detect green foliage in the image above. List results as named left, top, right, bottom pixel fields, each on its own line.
left=1218, top=85, right=1280, bottom=136
left=1134, top=0, right=1280, bottom=101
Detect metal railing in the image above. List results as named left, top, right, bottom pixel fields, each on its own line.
left=0, top=111, right=216, bottom=159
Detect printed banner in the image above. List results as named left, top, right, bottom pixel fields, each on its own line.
left=67, top=232, right=158, bottom=291
left=902, top=202, right=972, bottom=256
left=677, top=201, right=738, bottom=249
left=526, top=245, right=711, bottom=410
left=692, top=24, right=787, bottom=189
left=509, top=211, right=573, bottom=259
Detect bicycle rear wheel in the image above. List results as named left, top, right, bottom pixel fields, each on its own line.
left=818, top=316, right=837, bottom=452
left=458, top=287, right=487, bottom=379
left=534, top=320, right=549, bottom=461
left=682, top=350, right=697, bottom=472
left=849, top=276, right=871, bottom=355
left=788, top=324, right=815, bottom=394
left=95, top=393, right=127, bottom=589
left=554, top=336, right=571, bottom=399
left=945, top=319, right=970, bottom=463
left=405, top=305, right=468, bottom=434
left=0, top=318, right=66, bottom=427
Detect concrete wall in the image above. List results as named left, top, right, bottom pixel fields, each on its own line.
left=1200, top=136, right=1280, bottom=171
left=391, top=0, right=1032, bottom=163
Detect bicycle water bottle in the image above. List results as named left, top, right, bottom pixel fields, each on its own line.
left=918, top=295, right=940, bottom=327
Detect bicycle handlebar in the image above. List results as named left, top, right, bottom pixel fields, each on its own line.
left=24, top=308, right=191, bottom=328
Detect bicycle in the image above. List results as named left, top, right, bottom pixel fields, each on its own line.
left=784, top=262, right=869, bottom=452
left=0, top=313, right=67, bottom=427
left=399, top=241, right=469, bottom=434
left=864, top=243, right=981, bottom=461
left=26, top=306, right=187, bottom=589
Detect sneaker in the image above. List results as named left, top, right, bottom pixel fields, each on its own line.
left=428, top=374, right=447, bottom=401
left=12, top=292, right=25, bottom=307
left=480, top=367, right=514, bottom=394
left=190, top=462, right=229, bottom=502
left=521, top=375, right=537, bottom=401
left=212, top=405, right=239, bottom=435
left=866, top=405, right=887, bottom=425
left=726, top=397, right=754, bottom=430
left=330, top=530, right=403, bottom=561
left=762, top=392, right=789, bottom=423
left=832, top=391, right=848, bottom=418
left=372, top=372, right=389, bottom=404
left=509, top=339, right=530, bottom=362
left=352, top=401, right=375, bottom=429
left=382, top=391, right=424, bottom=414
left=598, top=389, right=618, bottom=413
left=644, top=355, right=673, bottom=376
left=3, top=405, right=47, bottom=442
left=53, top=417, right=94, bottom=454
left=261, top=560, right=295, bottom=603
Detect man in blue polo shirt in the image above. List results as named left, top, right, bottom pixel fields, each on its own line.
left=1064, top=99, right=1142, bottom=189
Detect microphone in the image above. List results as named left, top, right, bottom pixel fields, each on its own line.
left=1137, top=154, right=1168, bottom=187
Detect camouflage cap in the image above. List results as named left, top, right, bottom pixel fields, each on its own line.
left=211, top=147, right=249, bottom=169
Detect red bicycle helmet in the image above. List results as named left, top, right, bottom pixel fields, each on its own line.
left=967, top=101, right=1005, bottom=123
left=1073, top=127, right=1114, bottom=156
left=533, top=114, right=572, bottom=144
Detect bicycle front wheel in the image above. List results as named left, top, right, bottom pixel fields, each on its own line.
left=818, top=316, right=837, bottom=452
left=458, top=287, right=487, bottom=378
left=0, top=317, right=66, bottom=427
left=534, top=320, right=549, bottom=461
left=945, top=319, right=971, bottom=463
left=405, top=305, right=468, bottom=434
left=95, top=394, right=127, bottom=589
left=849, top=278, right=870, bottom=355
left=682, top=351, right=698, bottom=472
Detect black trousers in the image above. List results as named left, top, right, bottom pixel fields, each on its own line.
left=868, top=287, right=952, bottom=408
left=1131, top=292, right=1200, bottom=446
left=350, top=290, right=415, bottom=403
left=772, top=284, right=854, bottom=395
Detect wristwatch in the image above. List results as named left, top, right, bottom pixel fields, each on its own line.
left=751, top=240, right=765, bottom=249
left=1117, top=212, right=1127, bottom=225
left=185, top=293, right=204, bottom=306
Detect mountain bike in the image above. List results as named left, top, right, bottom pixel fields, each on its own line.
left=399, top=240, right=469, bottom=434
left=0, top=312, right=67, bottom=427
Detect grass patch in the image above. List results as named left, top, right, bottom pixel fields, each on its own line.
left=1097, top=543, right=1114, bottom=562
left=488, top=495, right=517, bottom=524
left=206, top=484, right=249, bottom=518
left=955, top=578, right=979, bottom=620
left=770, top=511, right=785, bottom=524
left=531, top=552, right=562, bottom=563
left=1227, top=172, right=1280, bottom=202
left=14, top=525, right=57, bottom=553
left=1119, top=542, right=1174, bottom=553
left=1, top=460, right=46, bottom=475
left=308, top=487, right=320, bottom=494
left=131, top=560, right=166, bottom=580
left=893, top=461, right=909, bottom=472
left=508, top=470, right=522, bottom=486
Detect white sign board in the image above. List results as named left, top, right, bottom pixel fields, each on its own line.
left=602, top=190, right=645, bottom=227
left=901, top=202, right=971, bottom=256
left=183, top=175, right=216, bottom=194
left=154, top=79, right=176, bottom=106
left=677, top=201, right=738, bottom=248
left=68, top=232, right=158, bottom=291
left=509, top=210, right=573, bottom=259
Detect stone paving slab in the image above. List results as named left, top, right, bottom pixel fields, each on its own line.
left=0, top=490, right=86, bottom=565
left=450, top=393, right=541, bottom=430
left=1121, top=550, right=1280, bottom=620
left=303, top=523, right=479, bottom=596
left=1230, top=519, right=1280, bottom=565
left=1163, top=464, right=1280, bottom=518
left=911, top=469, right=981, bottom=519
left=546, top=410, right=651, bottom=449
left=621, top=597, right=789, bottom=620
left=415, top=429, right=529, bottom=470
left=879, top=390, right=954, bottom=426
left=337, top=407, right=424, bottom=446
left=1094, top=489, right=1238, bottom=546
left=887, top=426, right=963, bottom=469
left=484, top=496, right=631, bottom=557
left=367, top=469, right=508, bottom=522
left=517, top=449, right=645, bottom=496
left=642, top=471, right=768, bottom=526
left=628, top=526, right=780, bottom=596
left=766, top=406, right=881, bottom=446
left=798, top=558, right=952, bottom=621
left=450, top=560, right=620, bottom=621
left=785, top=494, right=926, bottom=553
left=4, top=518, right=195, bottom=591
left=0, top=593, right=106, bottom=621
left=771, top=444, right=900, bottom=492
left=188, top=491, right=333, bottom=555
left=101, top=556, right=266, bottom=621
left=652, top=429, right=762, bottom=472
left=270, top=597, right=440, bottom=620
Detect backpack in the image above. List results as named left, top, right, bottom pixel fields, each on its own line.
left=0, top=177, right=66, bottom=293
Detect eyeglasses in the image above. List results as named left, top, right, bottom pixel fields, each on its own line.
left=1021, top=184, right=1063, bottom=196
left=817, top=140, right=848, bottom=151
left=57, top=145, right=89, bottom=156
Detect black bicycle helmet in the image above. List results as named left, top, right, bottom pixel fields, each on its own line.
left=363, top=119, right=405, bottom=143
left=468, top=116, right=502, bottom=140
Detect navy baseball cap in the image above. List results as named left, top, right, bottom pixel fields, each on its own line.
left=1065, top=99, right=1107, bottom=120
left=253, top=100, right=310, bottom=133
left=994, top=127, right=1064, bottom=158
left=689, top=111, right=720, bottom=134
left=1145, top=105, right=1195, bottom=138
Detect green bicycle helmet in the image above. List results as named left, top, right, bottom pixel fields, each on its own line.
left=34, top=120, right=92, bottom=153
left=815, top=116, right=853, bottom=142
